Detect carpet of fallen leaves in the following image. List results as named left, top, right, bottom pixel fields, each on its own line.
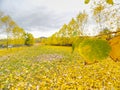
left=0, top=45, right=120, bottom=90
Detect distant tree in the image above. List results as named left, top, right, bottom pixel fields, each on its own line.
left=1, top=15, right=16, bottom=49
left=76, top=11, right=88, bottom=35
left=91, top=0, right=120, bottom=37
left=93, top=2, right=105, bottom=31
left=103, top=4, right=120, bottom=31
left=12, top=26, right=26, bottom=46
left=25, top=33, right=35, bottom=46
left=67, top=18, right=80, bottom=37
left=46, top=11, right=88, bottom=46
left=58, top=24, right=68, bottom=37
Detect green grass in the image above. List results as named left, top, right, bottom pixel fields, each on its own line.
left=0, top=45, right=120, bottom=89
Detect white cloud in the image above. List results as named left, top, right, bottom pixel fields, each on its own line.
left=0, top=0, right=89, bottom=37
left=0, top=0, right=119, bottom=38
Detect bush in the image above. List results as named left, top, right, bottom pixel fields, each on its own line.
left=25, top=33, right=35, bottom=46
left=78, top=38, right=111, bottom=64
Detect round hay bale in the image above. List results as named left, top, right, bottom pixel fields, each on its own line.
left=109, top=36, right=120, bottom=61
left=78, top=38, right=111, bottom=64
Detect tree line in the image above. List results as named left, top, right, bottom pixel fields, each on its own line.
left=42, top=0, right=120, bottom=46
left=0, top=11, right=34, bottom=49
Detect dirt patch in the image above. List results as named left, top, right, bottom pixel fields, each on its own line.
left=35, top=54, right=64, bottom=61
left=0, top=55, right=11, bottom=61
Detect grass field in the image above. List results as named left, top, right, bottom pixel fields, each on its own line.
left=0, top=45, right=120, bottom=90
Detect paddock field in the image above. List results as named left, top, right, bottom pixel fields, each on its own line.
left=0, top=45, right=120, bottom=89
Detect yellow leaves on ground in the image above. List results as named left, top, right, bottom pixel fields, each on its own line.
left=0, top=46, right=120, bottom=89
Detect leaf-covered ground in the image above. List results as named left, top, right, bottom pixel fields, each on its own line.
left=0, top=46, right=120, bottom=89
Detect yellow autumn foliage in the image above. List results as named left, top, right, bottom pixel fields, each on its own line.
left=109, top=36, right=120, bottom=61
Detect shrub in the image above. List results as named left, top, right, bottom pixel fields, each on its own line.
left=25, top=33, right=35, bottom=46
left=78, top=38, right=111, bottom=64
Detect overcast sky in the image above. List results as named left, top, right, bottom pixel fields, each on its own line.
left=0, top=0, right=119, bottom=38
